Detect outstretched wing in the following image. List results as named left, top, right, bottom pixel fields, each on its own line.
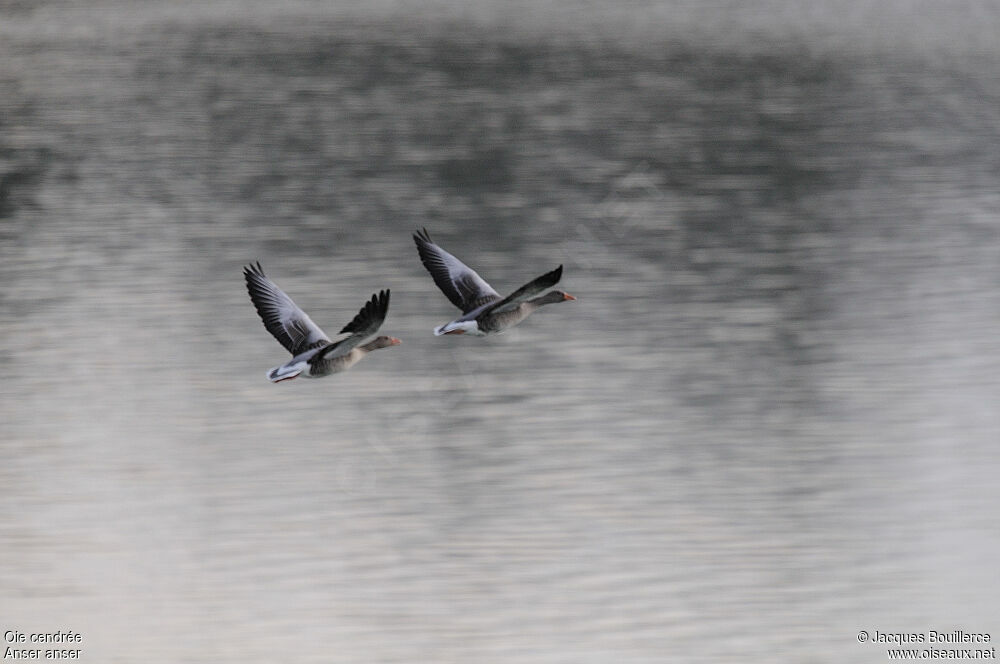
left=244, top=262, right=331, bottom=355
left=413, top=228, right=500, bottom=314
left=480, top=265, right=563, bottom=316
left=315, top=289, right=391, bottom=361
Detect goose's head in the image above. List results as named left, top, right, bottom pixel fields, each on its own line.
left=363, top=336, right=402, bottom=351
left=534, top=290, right=576, bottom=306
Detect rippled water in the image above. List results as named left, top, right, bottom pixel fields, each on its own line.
left=2, top=2, right=999, bottom=662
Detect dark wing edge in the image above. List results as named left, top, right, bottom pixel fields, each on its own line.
left=244, top=261, right=298, bottom=354
left=338, top=289, right=390, bottom=336
left=481, top=265, right=563, bottom=316
left=315, top=289, right=391, bottom=361
left=413, top=228, right=499, bottom=314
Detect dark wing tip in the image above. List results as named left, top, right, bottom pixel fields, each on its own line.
left=244, top=260, right=265, bottom=279
left=413, top=227, right=433, bottom=245
left=540, top=264, right=563, bottom=287
left=337, top=288, right=391, bottom=335
left=412, top=230, right=441, bottom=272
left=377, top=289, right=390, bottom=317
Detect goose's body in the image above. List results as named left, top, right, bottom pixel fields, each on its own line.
left=264, top=335, right=399, bottom=381
left=244, top=262, right=399, bottom=382
left=413, top=228, right=575, bottom=336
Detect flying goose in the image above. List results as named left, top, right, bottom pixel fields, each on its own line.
left=244, top=262, right=400, bottom=382
left=412, top=228, right=575, bottom=336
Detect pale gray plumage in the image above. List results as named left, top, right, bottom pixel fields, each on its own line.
left=244, top=262, right=399, bottom=382
left=412, top=228, right=575, bottom=336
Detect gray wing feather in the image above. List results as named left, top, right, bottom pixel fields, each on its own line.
left=480, top=265, right=563, bottom=316
left=244, top=262, right=331, bottom=355
left=315, top=290, right=390, bottom=361
left=413, top=228, right=500, bottom=314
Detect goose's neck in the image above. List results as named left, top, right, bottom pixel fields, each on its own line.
left=359, top=337, right=401, bottom=352
left=526, top=292, right=563, bottom=309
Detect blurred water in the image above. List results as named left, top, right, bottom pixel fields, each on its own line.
left=2, top=1, right=1000, bottom=662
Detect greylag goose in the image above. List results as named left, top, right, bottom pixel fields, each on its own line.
left=244, top=262, right=400, bottom=382
left=413, top=228, right=575, bottom=336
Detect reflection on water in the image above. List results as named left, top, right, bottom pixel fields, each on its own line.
left=2, top=2, right=1000, bottom=662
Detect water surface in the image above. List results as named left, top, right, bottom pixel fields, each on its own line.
left=2, top=2, right=999, bottom=662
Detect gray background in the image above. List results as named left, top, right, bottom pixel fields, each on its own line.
left=2, top=1, right=999, bottom=661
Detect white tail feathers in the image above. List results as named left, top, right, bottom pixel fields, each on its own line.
left=267, top=362, right=304, bottom=382
left=434, top=320, right=481, bottom=336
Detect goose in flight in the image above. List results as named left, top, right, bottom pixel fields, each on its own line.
left=412, top=228, right=575, bottom=336
left=244, top=262, right=400, bottom=382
